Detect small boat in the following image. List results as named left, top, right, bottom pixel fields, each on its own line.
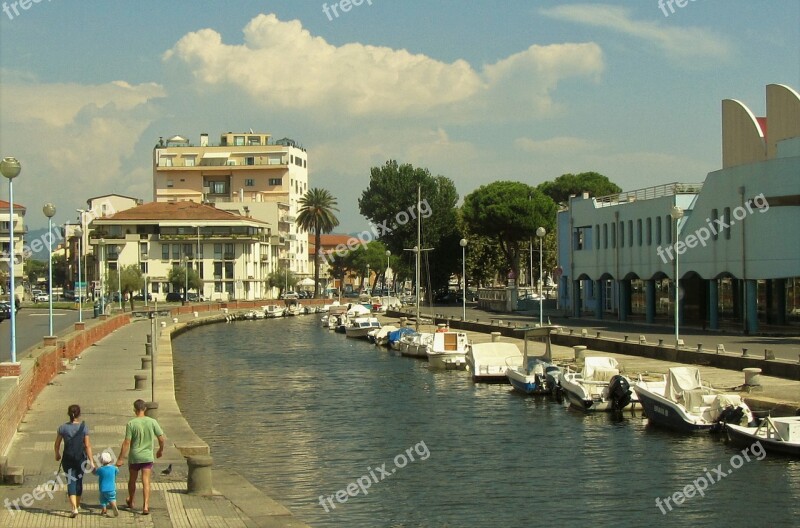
left=726, top=416, right=800, bottom=457
left=345, top=317, right=381, bottom=339
left=427, top=330, right=470, bottom=370
left=398, top=332, right=434, bottom=358
left=388, top=327, right=416, bottom=350
left=371, top=325, right=398, bottom=347
left=263, top=305, right=286, bottom=318
left=466, top=342, right=523, bottom=382
left=558, top=357, right=634, bottom=412
left=505, top=325, right=561, bottom=395
left=633, top=366, right=754, bottom=432
left=285, top=303, right=303, bottom=316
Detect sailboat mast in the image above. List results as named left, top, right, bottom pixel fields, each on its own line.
left=415, top=185, right=421, bottom=332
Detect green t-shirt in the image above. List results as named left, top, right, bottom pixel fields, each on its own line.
left=125, top=416, right=164, bottom=464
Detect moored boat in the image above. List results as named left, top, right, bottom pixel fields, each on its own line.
left=263, top=304, right=286, bottom=318
left=633, top=366, right=754, bottom=432
left=505, top=325, right=561, bottom=395
left=345, top=317, right=381, bottom=339
left=466, top=342, right=523, bottom=382
left=726, top=416, right=800, bottom=457
left=426, top=330, right=470, bottom=370
left=399, top=332, right=433, bottom=358
left=558, top=357, right=634, bottom=412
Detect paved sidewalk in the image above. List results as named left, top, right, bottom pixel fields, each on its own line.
left=0, top=314, right=311, bottom=527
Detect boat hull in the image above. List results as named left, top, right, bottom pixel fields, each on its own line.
left=725, top=419, right=800, bottom=458
left=428, top=353, right=467, bottom=370
left=633, top=386, right=712, bottom=432
left=506, top=368, right=551, bottom=395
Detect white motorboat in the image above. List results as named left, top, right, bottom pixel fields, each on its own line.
left=633, top=366, right=753, bottom=432
left=371, top=325, right=398, bottom=347
left=726, top=416, right=800, bottom=457
left=558, top=357, right=634, bottom=412
left=399, top=332, right=434, bottom=358
left=263, top=304, right=286, bottom=318
left=466, top=342, right=523, bottom=382
left=505, top=325, right=561, bottom=395
left=426, top=330, right=470, bottom=370
left=285, top=303, right=303, bottom=316
left=345, top=317, right=381, bottom=339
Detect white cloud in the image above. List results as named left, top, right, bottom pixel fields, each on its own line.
left=540, top=4, right=732, bottom=62
left=163, top=14, right=604, bottom=122
left=515, top=136, right=604, bottom=153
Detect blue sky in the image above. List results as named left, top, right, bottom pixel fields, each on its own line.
left=1, top=0, right=798, bottom=233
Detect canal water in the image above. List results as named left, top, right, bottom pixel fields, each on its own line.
left=173, top=316, right=799, bottom=527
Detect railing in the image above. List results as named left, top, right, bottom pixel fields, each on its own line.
left=594, top=182, right=704, bottom=207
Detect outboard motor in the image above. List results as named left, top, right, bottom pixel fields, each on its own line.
left=608, top=375, right=632, bottom=410
left=714, top=406, right=746, bottom=430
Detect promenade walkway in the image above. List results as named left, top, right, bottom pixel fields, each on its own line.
left=0, top=312, right=311, bottom=527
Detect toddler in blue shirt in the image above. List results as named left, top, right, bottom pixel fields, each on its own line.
left=93, top=451, right=119, bottom=516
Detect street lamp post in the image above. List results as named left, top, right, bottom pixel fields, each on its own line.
left=671, top=206, right=684, bottom=346
left=536, top=227, right=546, bottom=326
left=460, top=238, right=468, bottom=321
left=1, top=157, right=21, bottom=363
left=75, top=227, right=83, bottom=321
left=43, top=203, right=57, bottom=336
left=116, top=245, right=123, bottom=311
left=182, top=256, right=188, bottom=305
left=98, top=238, right=105, bottom=315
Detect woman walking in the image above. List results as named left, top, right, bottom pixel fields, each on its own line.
left=54, top=404, right=94, bottom=518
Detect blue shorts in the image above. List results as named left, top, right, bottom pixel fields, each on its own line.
left=99, top=490, right=117, bottom=507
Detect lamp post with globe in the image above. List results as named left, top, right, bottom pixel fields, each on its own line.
left=43, top=203, right=56, bottom=336
left=1, top=157, right=21, bottom=363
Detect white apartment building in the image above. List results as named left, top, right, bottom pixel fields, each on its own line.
left=152, top=132, right=309, bottom=279
left=0, top=199, right=26, bottom=298
left=89, top=201, right=278, bottom=302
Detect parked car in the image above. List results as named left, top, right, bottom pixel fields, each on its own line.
left=34, top=292, right=49, bottom=303
left=132, top=293, right=153, bottom=301
left=0, top=302, right=11, bottom=322
left=186, top=293, right=205, bottom=302
left=281, top=291, right=299, bottom=300
left=165, top=292, right=184, bottom=302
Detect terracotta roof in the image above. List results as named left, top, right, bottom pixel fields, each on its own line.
left=99, top=201, right=260, bottom=223
left=0, top=200, right=26, bottom=211
left=309, top=233, right=365, bottom=249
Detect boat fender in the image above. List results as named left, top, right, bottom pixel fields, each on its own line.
left=608, top=375, right=632, bottom=410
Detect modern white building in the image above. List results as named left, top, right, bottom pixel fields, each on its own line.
left=152, top=132, right=310, bottom=279
left=557, top=84, right=800, bottom=334
left=89, top=200, right=278, bottom=302
left=0, top=199, right=26, bottom=298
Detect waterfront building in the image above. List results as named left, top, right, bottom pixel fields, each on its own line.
left=557, top=84, right=800, bottom=334
left=88, top=201, right=277, bottom=302
left=0, top=199, right=26, bottom=299
left=309, top=233, right=369, bottom=294
left=152, top=132, right=310, bottom=280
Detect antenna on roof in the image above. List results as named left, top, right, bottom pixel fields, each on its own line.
left=249, top=128, right=254, bottom=134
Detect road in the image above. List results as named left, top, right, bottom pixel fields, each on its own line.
left=0, top=307, right=84, bottom=358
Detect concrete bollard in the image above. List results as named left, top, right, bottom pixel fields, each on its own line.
left=658, top=339, right=664, bottom=347
left=144, top=343, right=152, bottom=356
left=145, top=401, right=159, bottom=420
left=187, top=455, right=213, bottom=495
left=639, top=335, right=647, bottom=345
left=146, top=334, right=152, bottom=344
left=717, top=344, right=725, bottom=355
left=696, top=344, right=703, bottom=352
left=573, top=345, right=587, bottom=361
left=623, top=335, right=629, bottom=342
left=676, top=339, right=685, bottom=349
left=596, top=331, right=602, bottom=339
left=491, top=332, right=501, bottom=342
left=222, top=308, right=229, bottom=314
left=764, top=349, right=775, bottom=360
left=172, top=317, right=178, bottom=324
left=134, top=374, right=148, bottom=391
left=742, top=348, right=749, bottom=357
left=161, top=321, right=167, bottom=328
left=581, top=329, right=588, bottom=337
left=743, top=367, right=762, bottom=387
left=141, top=356, right=152, bottom=370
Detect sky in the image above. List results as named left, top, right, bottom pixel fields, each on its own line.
left=1, top=0, right=798, bottom=234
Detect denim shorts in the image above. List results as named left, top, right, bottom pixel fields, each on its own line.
left=99, top=490, right=117, bottom=507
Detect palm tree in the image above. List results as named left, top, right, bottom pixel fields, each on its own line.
left=296, top=188, right=340, bottom=298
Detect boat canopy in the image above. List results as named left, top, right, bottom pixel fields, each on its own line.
left=665, top=366, right=703, bottom=402
left=388, top=327, right=415, bottom=344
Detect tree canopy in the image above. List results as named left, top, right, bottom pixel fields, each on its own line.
left=358, top=160, right=460, bottom=293
left=537, top=172, right=622, bottom=205
left=461, top=181, right=556, bottom=285
left=297, top=188, right=340, bottom=298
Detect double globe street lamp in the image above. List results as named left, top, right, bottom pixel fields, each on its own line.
left=1, top=157, right=21, bottom=364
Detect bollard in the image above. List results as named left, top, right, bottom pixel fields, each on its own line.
left=194, top=311, right=199, bottom=318
left=569, top=329, right=574, bottom=335
left=596, top=332, right=602, bottom=339
left=573, top=345, right=587, bottom=361
left=145, top=401, right=159, bottom=420
left=742, top=348, right=749, bottom=357
left=161, top=321, right=167, bottom=328
left=696, top=344, right=703, bottom=352
left=717, top=344, right=725, bottom=355
left=187, top=455, right=213, bottom=495
left=581, top=329, right=588, bottom=337
left=491, top=332, right=501, bottom=342
left=144, top=343, right=152, bottom=356
left=676, top=339, right=685, bottom=349
left=134, top=374, right=148, bottom=391
left=639, top=335, right=647, bottom=345
left=172, top=317, right=178, bottom=324
left=658, top=339, right=664, bottom=347
left=764, top=349, right=775, bottom=360
left=623, top=335, right=629, bottom=342
left=141, top=356, right=152, bottom=371
left=222, top=308, right=229, bottom=314
left=743, top=367, right=762, bottom=387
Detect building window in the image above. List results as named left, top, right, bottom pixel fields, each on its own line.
left=248, top=136, right=261, bottom=146
left=269, top=178, right=281, bottom=186
left=595, top=225, right=600, bottom=250
left=140, top=262, right=148, bottom=274
left=245, top=157, right=255, bottom=166
left=245, top=178, right=255, bottom=187
left=210, top=181, right=227, bottom=194
left=656, top=216, right=662, bottom=245
left=214, top=262, right=223, bottom=280
left=184, top=156, right=196, bottom=167
left=224, top=262, right=234, bottom=279
left=214, top=244, right=222, bottom=260
left=224, top=243, right=234, bottom=260
left=162, top=245, right=169, bottom=260
left=628, top=220, right=633, bottom=247
left=166, top=179, right=174, bottom=188
left=159, top=156, right=173, bottom=167
left=711, top=209, right=719, bottom=240
left=637, top=219, right=643, bottom=246
left=603, top=224, right=608, bottom=249
left=620, top=222, right=625, bottom=248
left=646, top=217, right=652, bottom=246
left=234, top=136, right=245, bottom=146
left=214, top=281, right=223, bottom=293
left=666, top=215, right=672, bottom=243
left=610, top=223, right=616, bottom=248
left=724, top=208, right=731, bottom=239
left=172, top=244, right=180, bottom=260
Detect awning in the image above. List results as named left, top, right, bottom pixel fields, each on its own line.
left=202, top=152, right=231, bottom=159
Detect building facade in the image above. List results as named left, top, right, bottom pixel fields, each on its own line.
left=557, top=84, right=800, bottom=334
left=89, top=201, right=278, bottom=302
left=152, top=132, right=309, bottom=279
left=0, top=199, right=26, bottom=298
